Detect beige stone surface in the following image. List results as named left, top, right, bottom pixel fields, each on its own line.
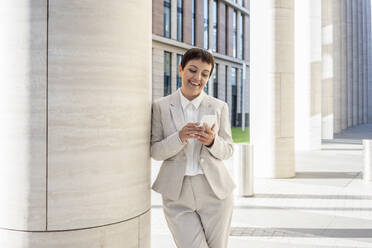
left=0, top=215, right=144, bottom=248
left=47, top=0, right=151, bottom=230
left=0, top=0, right=47, bottom=230
left=139, top=211, right=151, bottom=248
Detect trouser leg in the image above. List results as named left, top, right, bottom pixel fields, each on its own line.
left=190, top=175, right=234, bottom=248
left=162, top=176, right=209, bottom=248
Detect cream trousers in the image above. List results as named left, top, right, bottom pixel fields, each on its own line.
left=162, top=174, right=234, bottom=248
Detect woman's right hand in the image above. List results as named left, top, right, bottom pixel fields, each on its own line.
left=179, top=122, right=203, bottom=143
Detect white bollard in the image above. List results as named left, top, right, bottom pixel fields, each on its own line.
left=240, top=144, right=254, bottom=196
left=363, top=140, right=372, bottom=182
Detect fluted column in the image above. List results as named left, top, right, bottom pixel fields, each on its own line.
left=352, top=0, right=358, bottom=126
left=338, top=0, right=347, bottom=134
left=368, top=0, right=372, bottom=123
left=358, top=0, right=363, bottom=124
left=362, top=0, right=371, bottom=124
left=346, top=0, right=353, bottom=128
left=296, top=0, right=322, bottom=148
left=0, top=1, right=151, bottom=247
left=251, top=0, right=295, bottom=178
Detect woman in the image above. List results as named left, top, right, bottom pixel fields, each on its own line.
left=151, top=48, right=235, bottom=248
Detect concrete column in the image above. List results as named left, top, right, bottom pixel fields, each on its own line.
left=171, top=52, right=177, bottom=93
left=368, top=0, right=372, bottom=123
left=218, top=64, right=227, bottom=101
left=171, top=0, right=177, bottom=39
left=152, top=47, right=164, bottom=100
left=183, top=0, right=193, bottom=45
left=251, top=0, right=295, bottom=178
left=209, top=0, right=214, bottom=50
left=296, top=0, right=322, bottom=148
left=358, top=0, right=363, bottom=124
left=337, top=0, right=347, bottom=134
left=0, top=1, right=151, bottom=247
left=363, top=0, right=368, bottom=123
left=346, top=0, right=353, bottom=128
left=352, top=0, right=358, bottom=126
left=217, top=1, right=226, bottom=54
left=237, top=67, right=242, bottom=114
left=226, top=65, right=232, bottom=122
left=320, top=0, right=334, bottom=140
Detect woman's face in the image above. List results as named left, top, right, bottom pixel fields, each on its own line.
left=179, top=59, right=212, bottom=100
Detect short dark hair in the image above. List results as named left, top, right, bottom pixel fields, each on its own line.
left=180, top=48, right=215, bottom=77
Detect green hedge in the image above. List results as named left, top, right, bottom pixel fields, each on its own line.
left=231, top=127, right=250, bottom=144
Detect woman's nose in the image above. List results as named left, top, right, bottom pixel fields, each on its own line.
left=193, top=73, right=202, bottom=81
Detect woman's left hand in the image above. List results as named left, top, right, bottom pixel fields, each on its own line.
left=197, top=123, right=216, bottom=147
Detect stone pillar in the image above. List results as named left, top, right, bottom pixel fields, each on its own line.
left=352, top=0, right=358, bottom=126
left=346, top=0, right=353, bottom=128
left=296, top=0, right=322, bottom=148
left=226, top=65, right=232, bottom=122
left=171, top=0, right=177, bottom=40
left=368, top=0, right=372, bottom=123
left=209, top=0, right=214, bottom=50
left=0, top=1, right=151, bottom=247
left=322, top=0, right=335, bottom=141
left=250, top=0, right=295, bottom=178
left=219, top=64, right=227, bottom=101
left=363, top=0, right=368, bottom=123
left=171, top=52, right=177, bottom=93
left=358, top=0, right=363, bottom=124
left=340, top=0, right=349, bottom=133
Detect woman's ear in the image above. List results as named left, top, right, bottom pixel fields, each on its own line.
left=178, top=65, right=183, bottom=74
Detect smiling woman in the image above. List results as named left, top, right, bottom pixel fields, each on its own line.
left=151, top=48, right=235, bottom=248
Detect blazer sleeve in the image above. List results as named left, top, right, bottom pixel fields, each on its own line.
left=205, top=103, right=234, bottom=160
left=150, top=101, right=186, bottom=161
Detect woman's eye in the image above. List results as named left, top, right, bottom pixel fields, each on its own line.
left=189, top=69, right=196, bottom=73
left=202, top=74, right=209, bottom=78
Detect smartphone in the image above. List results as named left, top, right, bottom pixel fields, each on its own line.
left=200, top=115, right=217, bottom=128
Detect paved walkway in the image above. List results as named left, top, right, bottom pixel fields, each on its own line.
left=151, top=125, right=372, bottom=248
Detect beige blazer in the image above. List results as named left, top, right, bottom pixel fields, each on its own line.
left=151, top=90, right=236, bottom=201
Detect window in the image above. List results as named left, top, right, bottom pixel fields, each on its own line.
left=204, top=0, right=209, bottom=49
left=164, top=51, right=171, bottom=96
left=177, top=0, right=183, bottom=41
left=231, top=67, right=237, bottom=126
left=239, top=13, right=244, bottom=59
left=164, top=0, right=171, bottom=38
left=177, top=54, right=182, bottom=89
left=213, top=0, right=218, bottom=52
left=233, top=10, right=237, bottom=58
left=240, top=68, right=243, bottom=112
left=225, top=66, right=228, bottom=102
left=213, top=64, right=218, bottom=98
left=192, top=0, right=195, bottom=45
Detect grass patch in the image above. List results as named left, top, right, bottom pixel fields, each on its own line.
left=231, top=127, right=250, bottom=144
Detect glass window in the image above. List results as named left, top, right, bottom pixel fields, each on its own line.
left=231, top=67, right=237, bottom=126
left=164, top=51, right=171, bottom=96
left=239, top=13, right=244, bottom=59
left=177, top=54, right=182, bottom=89
left=164, top=0, right=171, bottom=38
left=177, top=0, right=183, bottom=41
left=240, top=68, right=243, bottom=112
left=225, top=66, right=228, bottom=102
left=213, top=64, right=218, bottom=98
left=233, top=10, right=237, bottom=58
left=204, top=0, right=209, bottom=49
left=192, top=0, right=195, bottom=45
left=213, top=0, right=218, bottom=52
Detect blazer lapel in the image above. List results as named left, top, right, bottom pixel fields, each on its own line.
left=169, top=91, right=186, bottom=131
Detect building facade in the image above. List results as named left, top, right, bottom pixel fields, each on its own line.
left=152, top=0, right=250, bottom=127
